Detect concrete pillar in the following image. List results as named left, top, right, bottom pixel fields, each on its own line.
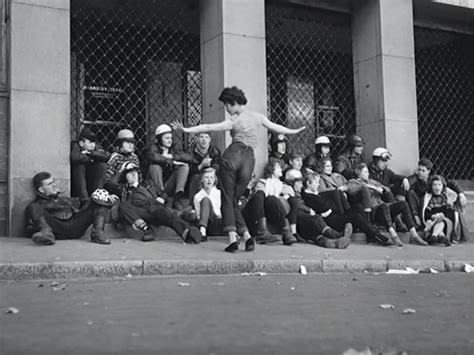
left=353, top=0, right=419, bottom=174
left=9, top=0, right=70, bottom=236
left=200, top=0, right=268, bottom=177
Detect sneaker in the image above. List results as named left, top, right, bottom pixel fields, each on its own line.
left=409, top=233, right=428, bottom=246
left=335, top=236, right=351, bottom=249
left=225, top=241, right=239, bottom=253
left=32, top=232, right=56, bottom=245
left=282, top=232, right=297, bottom=246
left=256, top=231, right=280, bottom=244
left=141, top=226, right=155, bottom=242
left=391, top=235, right=404, bottom=247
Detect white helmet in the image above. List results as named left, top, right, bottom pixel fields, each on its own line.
left=155, top=124, right=172, bottom=136
left=117, top=129, right=135, bottom=141
left=91, top=189, right=114, bottom=206
left=315, top=136, right=330, bottom=145
left=372, top=147, right=392, bottom=160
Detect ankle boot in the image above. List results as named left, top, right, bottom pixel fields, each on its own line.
left=91, top=212, right=111, bottom=245
left=322, top=226, right=342, bottom=240
left=282, top=219, right=297, bottom=246
left=32, top=217, right=55, bottom=245
left=256, top=217, right=279, bottom=244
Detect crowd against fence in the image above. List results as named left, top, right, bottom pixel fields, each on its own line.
left=25, top=86, right=470, bottom=252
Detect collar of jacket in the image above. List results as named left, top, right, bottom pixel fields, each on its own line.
left=36, top=191, right=59, bottom=201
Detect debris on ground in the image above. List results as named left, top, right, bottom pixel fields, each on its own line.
left=435, top=290, right=449, bottom=297
left=37, top=283, right=44, bottom=288
left=402, top=308, right=416, bottom=314
left=50, top=281, right=59, bottom=287
left=178, top=282, right=190, bottom=287
left=380, top=304, right=395, bottom=310
left=299, top=265, right=307, bottom=275
left=342, top=348, right=407, bottom=355
left=386, top=267, right=418, bottom=275
left=419, top=268, right=439, bottom=274
left=125, top=274, right=132, bottom=278
left=463, top=263, right=474, bottom=273
left=290, top=287, right=296, bottom=290
left=241, top=272, right=267, bottom=276
left=6, top=307, right=19, bottom=314
left=352, top=277, right=358, bottom=281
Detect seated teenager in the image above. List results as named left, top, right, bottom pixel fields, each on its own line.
left=303, top=135, right=331, bottom=173
left=187, top=132, right=221, bottom=206
left=282, top=151, right=304, bottom=182
left=421, top=175, right=463, bottom=246
left=335, top=134, right=365, bottom=180
left=317, top=158, right=372, bottom=218
left=284, top=168, right=353, bottom=249
left=302, top=172, right=393, bottom=247
left=243, top=161, right=298, bottom=246
left=408, top=157, right=468, bottom=234
left=70, top=128, right=111, bottom=204
left=146, top=124, right=193, bottom=210
left=193, top=167, right=222, bottom=241
left=268, top=133, right=290, bottom=169
left=108, top=162, right=201, bottom=244
left=350, top=163, right=427, bottom=247
left=25, top=171, right=115, bottom=245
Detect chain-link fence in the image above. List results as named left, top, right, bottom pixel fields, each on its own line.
left=265, top=3, right=355, bottom=158
left=71, top=0, right=201, bottom=158
left=415, top=27, right=473, bottom=180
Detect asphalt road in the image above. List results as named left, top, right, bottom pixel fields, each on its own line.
left=1, top=273, right=473, bottom=355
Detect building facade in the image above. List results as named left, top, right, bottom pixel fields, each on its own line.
left=1, top=0, right=473, bottom=236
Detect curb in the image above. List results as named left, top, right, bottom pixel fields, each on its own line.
left=1, top=258, right=473, bottom=280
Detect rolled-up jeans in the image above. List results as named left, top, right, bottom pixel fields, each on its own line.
left=219, top=142, right=255, bottom=234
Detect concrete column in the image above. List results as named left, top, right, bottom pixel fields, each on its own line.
left=9, top=0, right=70, bottom=236
left=353, top=0, right=419, bottom=174
left=200, top=0, right=268, bottom=177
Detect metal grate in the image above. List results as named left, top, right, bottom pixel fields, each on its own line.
left=70, top=0, right=202, bottom=159
left=415, top=27, right=474, bottom=180
left=265, top=3, right=355, bottom=158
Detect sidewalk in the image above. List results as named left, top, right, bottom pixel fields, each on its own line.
left=1, top=232, right=472, bottom=280
left=1, top=190, right=473, bottom=281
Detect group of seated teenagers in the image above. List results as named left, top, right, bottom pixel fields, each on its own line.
left=266, top=133, right=470, bottom=249
left=25, top=124, right=470, bottom=251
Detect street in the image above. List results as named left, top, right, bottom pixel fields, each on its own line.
left=1, top=273, right=473, bottom=355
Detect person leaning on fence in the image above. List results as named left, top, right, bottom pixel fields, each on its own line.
left=335, top=134, right=365, bottom=180
left=70, top=128, right=111, bottom=204
left=25, top=171, right=116, bottom=245
left=171, top=86, right=305, bottom=253
left=303, top=135, right=331, bottom=173
left=407, top=157, right=468, bottom=233
left=145, top=124, right=193, bottom=211
left=187, top=132, right=221, bottom=207
left=193, top=167, right=222, bottom=241
left=351, top=163, right=427, bottom=247
left=107, top=162, right=201, bottom=244
left=421, top=175, right=468, bottom=246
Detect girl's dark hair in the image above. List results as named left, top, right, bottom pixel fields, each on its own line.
left=427, top=175, right=447, bottom=194
left=317, top=158, right=333, bottom=174
left=218, top=86, right=248, bottom=105
left=263, top=160, right=281, bottom=179
left=33, top=171, right=51, bottom=190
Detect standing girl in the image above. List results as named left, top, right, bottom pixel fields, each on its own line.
left=171, top=86, right=305, bottom=252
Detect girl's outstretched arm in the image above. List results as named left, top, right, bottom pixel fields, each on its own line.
left=260, top=115, right=305, bottom=135
left=171, top=120, right=233, bottom=134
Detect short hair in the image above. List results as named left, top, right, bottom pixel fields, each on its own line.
left=289, top=152, right=303, bottom=161
left=33, top=171, right=51, bottom=190
left=304, top=171, right=320, bottom=188
left=218, top=86, right=248, bottom=105
left=317, top=157, right=333, bottom=174
left=200, top=166, right=217, bottom=186
left=418, top=157, right=433, bottom=171
left=284, top=168, right=303, bottom=186
left=263, top=160, right=281, bottom=179
left=427, top=175, right=447, bottom=194
left=198, top=132, right=211, bottom=137
left=354, top=163, right=368, bottom=178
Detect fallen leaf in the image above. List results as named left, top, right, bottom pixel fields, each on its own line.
left=380, top=304, right=395, bottom=309
left=178, top=282, right=190, bottom=287
left=403, top=308, right=416, bottom=314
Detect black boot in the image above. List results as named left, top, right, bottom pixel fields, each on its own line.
left=32, top=217, right=55, bottom=245
left=282, top=219, right=297, bottom=246
left=256, top=217, right=279, bottom=244
left=91, top=209, right=111, bottom=245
